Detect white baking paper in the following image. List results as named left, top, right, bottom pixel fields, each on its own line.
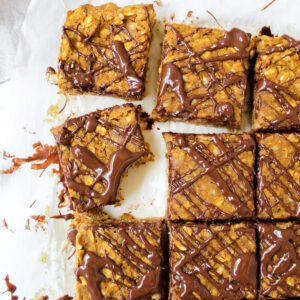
left=0, top=0, right=300, bottom=298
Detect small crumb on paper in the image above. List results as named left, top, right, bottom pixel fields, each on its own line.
left=154, top=0, right=162, bottom=6
left=187, top=10, right=193, bottom=18
left=41, top=251, right=48, bottom=263
left=31, top=215, right=48, bottom=232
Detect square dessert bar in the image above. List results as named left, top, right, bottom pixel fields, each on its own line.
left=75, top=216, right=164, bottom=300
left=252, top=31, right=300, bottom=131
left=163, top=132, right=256, bottom=221
left=258, top=222, right=300, bottom=299
left=57, top=3, right=155, bottom=99
left=51, top=104, right=152, bottom=212
left=169, top=222, right=257, bottom=299
left=152, top=23, right=255, bottom=128
left=257, top=133, right=300, bottom=219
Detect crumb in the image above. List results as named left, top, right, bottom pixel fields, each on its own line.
left=2, top=218, right=14, bottom=233
left=2, top=150, right=15, bottom=160
left=41, top=251, right=48, bottom=263
left=154, top=0, right=162, bottom=6
left=23, top=126, right=36, bottom=135
left=1, top=142, right=58, bottom=175
left=45, top=66, right=58, bottom=85
left=3, top=275, right=17, bottom=299
left=44, top=205, right=50, bottom=217
left=29, top=200, right=37, bottom=208
left=187, top=10, right=193, bottom=18
left=139, top=111, right=154, bottom=130
left=170, top=12, right=175, bottom=21
left=25, top=218, right=31, bottom=230
left=30, top=215, right=48, bottom=232
left=261, top=0, right=276, bottom=11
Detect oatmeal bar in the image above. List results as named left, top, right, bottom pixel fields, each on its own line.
left=252, top=31, right=300, bottom=131
left=75, top=216, right=164, bottom=299
left=57, top=3, right=155, bottom=100
left=258, top=222, right=300, bottom=299
left=51, top=104, right=152, bottom=212
left=169, top=222, right=257, bottom=299
left=257, top=133, right=300, bottom=219
left=152, top=24, right=255, bottom=128
left=163, top=132, right=255, bottom=221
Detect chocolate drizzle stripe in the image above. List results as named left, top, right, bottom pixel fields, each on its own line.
left=76, top=222, right=163, bottom=299
left=155, top=24, right=251, bottom=125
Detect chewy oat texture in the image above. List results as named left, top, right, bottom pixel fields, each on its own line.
left=58, top=3, right=155, bottom=99
left=257, top=133, right=300, bottom=219
left=51, top=104, right=152, bottom=212
left=169, top=222, right=257, bottom=299
left=253, top=33, right=300, bottom=131
left=163, top=132, right=256, bottom=221
left=258, top=222, right=300, bottom=299
left=152, top=23, right=255, bottom=128
left=75, top=217, right=164, bottom=300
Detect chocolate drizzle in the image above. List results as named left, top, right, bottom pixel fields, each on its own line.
left=76, top=222, right=163, bottom=299
left=53, top=104, right=148, bottom=211
left=170, top=223, right=257, bottom=299
left=110, top=40, right=143, bottom=95
left=255, top=34, right=300, bottom=130
left=257, top=133, right=300, bottom=218
left=258, top=223, right=300, bottom=297
left=58, top=5, right=153, bottom=98
left=155, top=25, right=251, bottom=126
left=1, top=142, right=58, bottom=175
left=67, top=226, right=77, bottom=247
left=166, top=133, right=255, bottom=220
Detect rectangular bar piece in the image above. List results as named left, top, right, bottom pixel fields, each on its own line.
left=58, top=3, right=155, bottom=100
left=257, top=133, right=300, bottom=219
left=75, top=216, right=164, bottom=300
left=252, top=31, right=300, bottom=131
left=152, top=24, right=255, bottom=128
left=51, top=104, right=152, bottom=212
left=169, top=222, right=257, bottom=299
left=258, top=222, right=300, bottom=299
left=163, top=132, right=255, bottom=221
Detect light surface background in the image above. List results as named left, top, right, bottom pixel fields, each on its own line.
left=0, top=0, right=299, bottom=298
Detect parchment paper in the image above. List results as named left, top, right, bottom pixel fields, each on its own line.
left=0, top=0, right=299, bottom=298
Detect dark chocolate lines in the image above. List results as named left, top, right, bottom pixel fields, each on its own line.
left=258, top=223, right=300, bottom=297
left=170, top=223, right=257, bottom=299
left=76, top=223, right=162, bottom=300
left=258, top=134, right=300, bottom=218
left=167, top=134, right=254, bottom=219
left=155, top=25, right=251, bottom=124
left=59, top=7, right=151, bottom=97
left=56, top=108, right=146, bottom=210
left=255, top=35, right=300, bottom=130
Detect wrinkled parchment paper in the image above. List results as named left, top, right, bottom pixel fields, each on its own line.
left=0, top=0, right=299, bottom=298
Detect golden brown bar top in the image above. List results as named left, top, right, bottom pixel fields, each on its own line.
left=58, top=3, right=155, bottom=100
left=252, top=31, right=300, bottom=131
left=163, top=132, right=255, bottom=221
left=152, top=23, right=255, bottom=128
left=51, top=104, right=152, bottom=212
